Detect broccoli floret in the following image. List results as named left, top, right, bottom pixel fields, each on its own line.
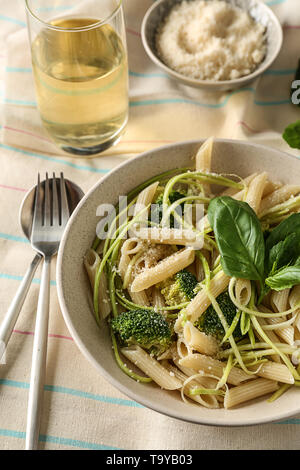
left=111, top=309, right=172, bottom=355
left=194, top=291, right=243, bottom=342
left=160, top=270, right=198, bottom=306
left=150, top=190, right=186, bottom=227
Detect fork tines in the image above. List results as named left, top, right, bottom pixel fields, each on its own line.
left=32, top=173, right=70, bottom=229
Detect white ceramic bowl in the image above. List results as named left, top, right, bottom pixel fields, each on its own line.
left=141, top=0, right=283, bottom=91
left=57, top=139, right=300, bottom=426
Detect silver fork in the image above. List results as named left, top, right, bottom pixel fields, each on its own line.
left=25, top=172, right=70, bottom=450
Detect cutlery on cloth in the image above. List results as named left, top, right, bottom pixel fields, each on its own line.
left=25, top=173, right=82, bottom=450
left=0, top=177, right=83, bottom=363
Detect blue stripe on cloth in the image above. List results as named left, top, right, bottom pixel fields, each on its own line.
left=276, top=418, right=300, bottom=424
left=44, top=384, right=144, bottom=408
left=4, top=98, right=37, bottom=106
left=3, top=90, right=293, bottom=109
left=6, top=67, right=32, bottom=73
left=266, top=0, right=287, bottom=5
left=0, top=15, right=26, bottom=27
left=130, top=89, right=293, bottom=108
left=0, top=379, right=142, bottom=408
left=0, top=273, right=56, bottom=287
left=129, top=70, right=168, bottom=78
left=6, top=67, right=296, bottom=78
left=130, top=88, right=254, bottom=109
left=36, top=5, right=72, bottom=13
left=2, top=380, right=300, bottom=427
left=38, top=434, right=121, bottom=450
left=0, top=144, right=112, bottom=174
left=0, top=232, right=28, bottom=243
left=0, top=428, right=121, bottom=449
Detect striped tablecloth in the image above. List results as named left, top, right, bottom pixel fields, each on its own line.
left=0, top=0, right=299, bottom=450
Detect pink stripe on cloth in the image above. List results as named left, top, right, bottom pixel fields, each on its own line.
left=283, top=24, right=300, bottom=29
left=0, top=183, right=27, bottom=192
left=237, top=121, right=263, bottom=134
left=13, top=329, right=73, bottom=341
left=4, top=125, right=53, bottom=143
left=126, top=27, right=141, bottom=37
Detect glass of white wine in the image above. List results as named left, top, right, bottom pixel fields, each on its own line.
left=25, top=0, right=128, bottom=156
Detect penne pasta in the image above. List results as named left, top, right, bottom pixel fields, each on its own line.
left=266, top=319, right=294, bottom=346
left=128, top=287, right=150, bottom=307
left=249, top=361, right=294, bottom=384
left=179, top=354, right=255, bottom=385
left=183, top=321, right=218, bottom=356
left=245, top=172, right=268, bottom=214
left=221, top=173, right=257, bottom=197
left=133, top=181, right=159, bottom=224
left=259, top=185, right=300, bottom=214
left=118, top=245, right=150, bottom=307
left=289, top=285, right=300, bottom=333
left=269, top=289, right=294, bottom=346
left=184, top=270, right=230, bottom=323
left=84, top=249, right=111, bottom=319
left=176, top=336, right=193, bottom=359
left=224, top=378, right=278, bottom=409
left=195, top=249, right=210, bottom=282
left=121, top=345, right=182, bottom=390
left=157, top=344, right=177, bottom=361
left=262, top=180, right=282, bottom=198
left=195, top=137, right=214, bottom=195
left=271, top=289, right=290, bottom=313
left=289, top=285, right=300, bottom=311
left=121, top=237, right=145, bottom=256
left=152, top=286, right=167, bottom=313
left=173, top=357, right=218, bottom=388
left=133, top=227, right=204, bottom=249
left=162, top=361, right=219, bottom=408
left=118, top=251, right=130, bottom=279
left=256, top=313, right=281, bottom=363
left=235, top=279, right=251, bottom=307
left=131, top=247, right=195, bottom=292
left=196, top=173, right=261, bottom=233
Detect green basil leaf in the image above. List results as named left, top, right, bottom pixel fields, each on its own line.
left=266, top=213, right=300, bottom=252
left=283, top=120, right=300, bottom=149
left=265, top=265, right=300, bottom=291
left=207, top=196, right=265, bottom=282
left=267, top=232, right=299, bottom=273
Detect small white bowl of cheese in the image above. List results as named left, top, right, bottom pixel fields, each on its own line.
left=141, top=0, right=283, bottom=91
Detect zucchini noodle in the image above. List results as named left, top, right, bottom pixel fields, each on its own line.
left=111, top=330, right=152, bottom=383
left=216, top=354, right=234, bottom=390
left=261, top=315, right=297, bottom=330
left=93, top=205, right=150, bottom=322
left=115, top=290, right=188, bottom=312
left=206, top=288, right=254, bottom=375
left=260, top=194, right=300, bottom=220
left=221, top=310, right=241, bottom=344
left=122, top=251, right=145, bottom=289
left=268, top=384, right=291, bottom=403
left=228, top=278, right=300, bottom=318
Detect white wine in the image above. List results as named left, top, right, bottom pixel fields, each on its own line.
left=31, top=17, right=128, bottom=154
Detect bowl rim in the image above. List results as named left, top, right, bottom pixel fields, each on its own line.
left=141, top=0, right=283, bottom=88
left=57, top=138, right=300, bottom=427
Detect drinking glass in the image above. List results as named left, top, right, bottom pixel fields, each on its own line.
left=25, top=0, right=128, bottom=156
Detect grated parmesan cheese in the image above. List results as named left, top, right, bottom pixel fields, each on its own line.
left=156, top=0, right=267, bottom=81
